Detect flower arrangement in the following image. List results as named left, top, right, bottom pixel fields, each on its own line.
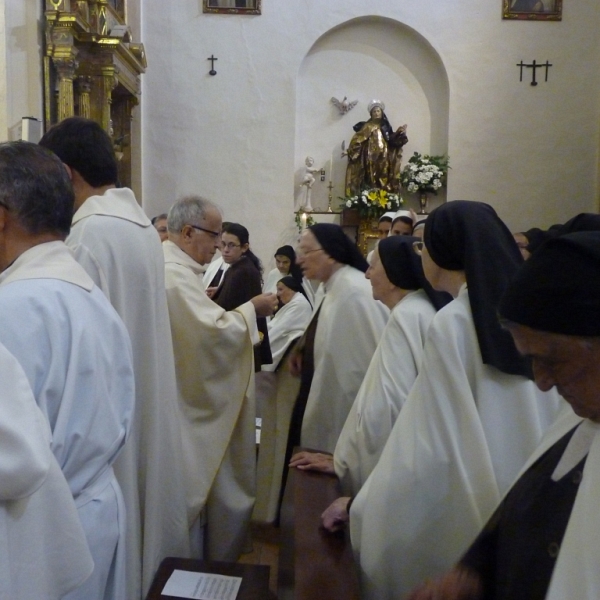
left=400, top=152, right=449, bottom=195
left=341, top=188, right=404, bottom=220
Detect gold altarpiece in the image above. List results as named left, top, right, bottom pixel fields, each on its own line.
left=43, top=0, right=146, bottom=189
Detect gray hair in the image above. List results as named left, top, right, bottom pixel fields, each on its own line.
left=0, top=141, right=73, bottom=236
left=167, top=196, right=221, bottom=233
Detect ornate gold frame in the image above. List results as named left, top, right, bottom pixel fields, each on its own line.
left=503, top=0, right=562, bottom=21
left=203, top=0, right=261, bottom=15
left=43, top=1, right=146, bottom=189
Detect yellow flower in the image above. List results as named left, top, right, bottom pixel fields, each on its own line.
left=367, top=191, right=377, bottom=202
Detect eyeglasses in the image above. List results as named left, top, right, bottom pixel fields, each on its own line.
left=412, top=241, right=424, bottom=256
left=221, top=242, right=241, bottom=250
left=297, top=248, right=323, bottom=259
left=189, top=224, right=221, bottom=238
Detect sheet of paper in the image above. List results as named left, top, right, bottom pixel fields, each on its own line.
left=161, top=570, right=242, bottom=600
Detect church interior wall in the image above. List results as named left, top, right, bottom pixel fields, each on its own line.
left=0, top=0, right=43, bottom=142
left=141, top=0, right=600, bottom=268
left=0, top=1, right=599, bottom=269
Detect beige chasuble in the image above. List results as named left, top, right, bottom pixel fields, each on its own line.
left=163, top=241, right=259, bottom=560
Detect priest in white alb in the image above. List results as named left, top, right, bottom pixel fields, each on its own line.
left=163, top=196, right=277, bottom=560
left=0, top=340, right=94, bottom=600
left=40, top=118, right=190, bottom=599
left=0, top=141, right=135, bottom=600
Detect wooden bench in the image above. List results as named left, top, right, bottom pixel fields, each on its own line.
left=278, top=452, right=361, bottom=600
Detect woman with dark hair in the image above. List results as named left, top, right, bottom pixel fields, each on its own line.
left=262, top=245, right=303, bottom=294
left=350, top=201, right=563, bottom=600
left=212, top=223, right=272, bottom=369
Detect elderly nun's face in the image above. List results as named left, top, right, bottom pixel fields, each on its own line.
left=276, top=281, right=296, bottom=305
left=297, top=230, right=334, bottom=282
left=508, top=324, right=600, bottom=423
left=366, top=248, right=395, bottom=303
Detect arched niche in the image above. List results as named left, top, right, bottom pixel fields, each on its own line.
left=295, top=16, right=450, bottom=211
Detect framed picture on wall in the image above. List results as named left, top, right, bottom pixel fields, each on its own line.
left=203, top=0, right=261, bottom=14
left=503, top=0, right=562, bottom=20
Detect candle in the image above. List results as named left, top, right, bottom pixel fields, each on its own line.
left=301, top=212, right=307, bottom=229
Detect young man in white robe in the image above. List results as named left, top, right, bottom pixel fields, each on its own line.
left=0, top=141, right=135, bottom=600
left=162, top=196, right=277, bottom=560
left=39, top=118, right=190, bottom=599
left=0, top=340, right=94, bottom=600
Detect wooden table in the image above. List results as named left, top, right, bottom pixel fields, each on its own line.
left=278, top=451, right=361, bottom=600
left=146, top=557, right=273, bottom=600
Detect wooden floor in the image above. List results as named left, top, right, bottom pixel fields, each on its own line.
left=238, top=522, right=280, bottom=596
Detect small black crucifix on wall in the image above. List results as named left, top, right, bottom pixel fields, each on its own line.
left=207, top=55, right=218, bottom=76
left=517, top=60, right=553, bottom=86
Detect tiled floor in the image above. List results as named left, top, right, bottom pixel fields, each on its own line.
left=238, top=522, right=280, bottom=596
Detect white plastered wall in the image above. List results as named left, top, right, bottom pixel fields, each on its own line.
left=140, top=0, right=600, bottom=268
left=0, top=1, right=598, bottom=268
left=0, top=0, right=43, bottom=142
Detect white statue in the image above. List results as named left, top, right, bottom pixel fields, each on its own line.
left=300, top=156, right=320, bottom=212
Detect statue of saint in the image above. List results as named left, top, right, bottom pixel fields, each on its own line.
left=344, top=100, right=408, bottom=196
left=299, top=156, right=320, bottom=211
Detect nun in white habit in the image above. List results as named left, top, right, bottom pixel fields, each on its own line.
left=290, top=235, right=450, bottom=501
left=409, top=231, right=600, bottom=600
left=350, top=201, right=564, bottom=600
left=254, top=276, right=312, bottom=522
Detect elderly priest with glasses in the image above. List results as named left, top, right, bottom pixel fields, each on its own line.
left=163, top=196, right=277, bottom=561
left=409, top=231, right=600, bottom=600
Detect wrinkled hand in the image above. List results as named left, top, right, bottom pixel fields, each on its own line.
left=289, top=451, right=335, bottom=474
left=206, top=286, right=218, bottom=298
left=321, top=497, right=350, bottom=532
left=250, top=293, right=278, bottom=317
left=288, top=351, right=302, bottom=377
left=407, top=567, right=483, bottom=600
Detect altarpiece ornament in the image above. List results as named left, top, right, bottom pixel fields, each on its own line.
left=44, top=0, right=146, bottom=189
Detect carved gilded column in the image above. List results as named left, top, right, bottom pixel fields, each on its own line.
left=76, top=76, right=92, bottom=118
left=101, top=67, right=118, bottom=135
left=53, top=54, right=79, bottom=121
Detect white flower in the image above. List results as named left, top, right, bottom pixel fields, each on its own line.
left=362, top=197, right=368, bottom=204
left=386, top=202, right=391, bottom=209
left=346, top=199, right=352, bottom=207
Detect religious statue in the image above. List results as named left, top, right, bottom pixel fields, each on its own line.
left=343, top=100, right=408, bottom=196
left=299, top=156, right=320, bottom=211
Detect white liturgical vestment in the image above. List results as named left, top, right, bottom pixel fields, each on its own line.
left=163, top=241, right=259, bottom=561
left=350, top=285, right=564, bottom=600
left=0, top=341, right=93, bottom=600
left=334, top=289, right=436, bottom=496
left=67, top=188, right=190, bottom=598
left=301, top=265, right=388, bottom=453
left=0, top=241, right=135, bottom=600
